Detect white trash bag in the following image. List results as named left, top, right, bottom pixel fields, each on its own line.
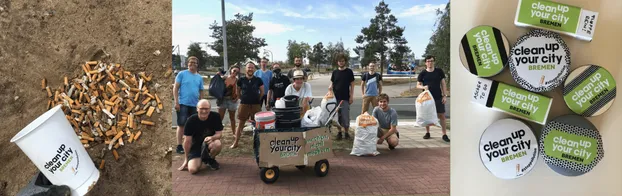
left=319, top=91, right=339, bottom=126
left=350, top=113, right=380, bottom=156
left=302, top=106, right=323, bottom=128
left=414, top=90, right=441, bottom=127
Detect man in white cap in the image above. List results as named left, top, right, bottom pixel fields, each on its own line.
left=284, top=70, right=313, bottom=117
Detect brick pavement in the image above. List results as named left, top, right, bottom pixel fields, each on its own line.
left=172, top=126, right=450, bottom=196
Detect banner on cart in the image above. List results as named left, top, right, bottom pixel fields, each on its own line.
left=259, top=127, right=333, bottom=167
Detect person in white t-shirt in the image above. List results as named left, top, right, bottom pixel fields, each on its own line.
left=284, top=70, right=312, bottom=117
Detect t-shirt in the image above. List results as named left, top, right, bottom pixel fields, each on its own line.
left=175, top=70, right=204, bottom=107
left=183, top=112, right=224, bottom=153
left=254, top=69, right=272, bottom=95
left=284, top=83, right=312, bottom=101
left=361, top=72, right=382, bottom=96
left=269, top=74, right=291, bottom=102
left=237, top=76, right=264, bottom=104
left=417, top=68, right=446, bottom=100
left=330, top=68, right=355, bottom=101
left=287, top=67, right=308, bottom=81
left=372, top=107, right=398, bottom=130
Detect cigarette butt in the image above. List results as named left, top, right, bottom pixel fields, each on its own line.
left=98, top=130, right=104, bottom=138
left=134, top=93, right=139, bottom=102
left=112, top=150, right=119, bottom=160
left=114, top=143, right=120, bottom=149
left=125, top=128, right=131, bottom=136
left=113, top=97, right=121, bottom=106
left=99, top=160, right=105, bottom=169
left=128, top=133, right=134, bottom=143
left=97, top=74, right=105, bottom=82
left=164, top=69, right=172, bottom=77
left=46, top=87, right=52, bottom=97
left=119, top=138, right=124, bottom=146
left=64, top=76, right=68, bottom=86
left=113, top=131, right=124, bottom=141
left=102, top=109, right=115, bottom=119
left=540, top=76, right=545, bottom=85
left=47, top=100, right=52, bottom=110
left=130, top=88, right=140, bottom=92
left=87, top=61, right=98, bottom=65
left=129, top=114, right=134, bottom=128
left=105, top=141, right=111, bottom=145
left=154, top=94, right=161, bottom=104
left=142, top=97, right=152, bottom=105
left=135, top=110, right=146, bottom=115
left=74, top=82, right=82, bottom=91
left=78, top=113, right=84, bottom=122
left=89, top=70, right=99, bottom=74
left=41, top=78, right=47, bottom=90
left=87, top=137, right=94, bottom=142
left=134, top=131, right=142, bottom=140
left=158, top=103, right=162, bottom=110
left=105, top=131, right=115, bottom=137
left=81, top=140, right=89, bottom=144
left=102, top=93, right=109, bottom=101
left=99, top=84, right=105, bottom=92
left=144, top=92, right=155, bottom=99
left=82, top=64, right=90, bottom=74
left=105, top=105, right=111, bottom=113
left=147, top=107, right=155, bottom=117
left=71, top=109, right=81, bottom=114
left=141, top=120, right=154, bottom=126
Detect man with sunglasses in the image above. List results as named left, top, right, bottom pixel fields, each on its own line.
left=178, top=99, right=224, bottom=174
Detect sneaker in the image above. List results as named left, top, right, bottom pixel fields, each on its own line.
left=336, top=132, right=343, bottom=140
left=442, top=135, right=450, bottom=142
left=389, top=145, right=396, bottom=150
left=206, top=158, right=220, bottom=170
left=423, top=133, right=431, bottom=139
left=176, top=145, right=184, bottom=154
left=344, top=132, right=351, bottom=140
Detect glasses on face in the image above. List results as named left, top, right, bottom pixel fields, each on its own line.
left=198, top=108, right=210, bottom=111
left=426, top=60, right=434, bottom=63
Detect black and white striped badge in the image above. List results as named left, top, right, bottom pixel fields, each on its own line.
left=563, top=65, right=617, bottom=117
left=460, top=25, right=510, bottom=77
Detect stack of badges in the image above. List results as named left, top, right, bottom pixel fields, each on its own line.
left=508, top=29, right=571, bottom=92
left=460, top=25, right=510, bottom=78
left=540, top=115, right=604, bottom=176
left=563, top=65, right=617, bottom=117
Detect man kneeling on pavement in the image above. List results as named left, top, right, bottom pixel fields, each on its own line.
left=372, top=93, right=399, bottom=150
left=178, top=99, right=224, bottom=174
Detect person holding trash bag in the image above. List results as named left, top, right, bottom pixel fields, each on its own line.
left=174, top=56, right=204, bottom=154
left=217, top=65, right=240, bottom=137
left=416, top=55, right=450, bottom=142
left=178, top=99, right=224, bottom=174
left=267, top=63, right=290, bottom=110
left=329, top=53, right=355, bottom=140
left=372, top=93, right=399, bottom=150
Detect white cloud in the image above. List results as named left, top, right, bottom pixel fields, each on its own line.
left=172, top=14, right=218, bottom=56
left=306, top=5, right=313, bottom=11
left=399, top=4, right=445, bottom=18
left=278, top=4, right=353, bottom=19
left=225, top=2, right=273, bottom=15
left=252, top=21, right=294, bottom=36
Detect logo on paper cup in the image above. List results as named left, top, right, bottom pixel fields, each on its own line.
left=44, top=144, right=79, bottom=175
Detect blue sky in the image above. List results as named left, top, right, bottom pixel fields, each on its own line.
left=173, top=0, right=448, bottom=62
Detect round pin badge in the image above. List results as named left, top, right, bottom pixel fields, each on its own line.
left=479, top=118, right=538, bottom=179
left=509, top=29, right=570, bottom=92
left=540, top=115, right=604, bottom=176
left=563, top=65, right=617, bottom=117
left=459, top=25, right=510, bottom=77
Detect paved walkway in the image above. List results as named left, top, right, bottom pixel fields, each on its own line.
left=172, top=126, right=450, bottom=195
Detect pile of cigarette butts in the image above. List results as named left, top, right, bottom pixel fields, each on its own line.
left=42, top=60, right=161, bottom=169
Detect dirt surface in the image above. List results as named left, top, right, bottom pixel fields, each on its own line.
left=0, top=0, right=172, bottom=195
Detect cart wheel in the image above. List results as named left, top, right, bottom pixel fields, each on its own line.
left=260, top=167, right=279, bottom=184
left=314, top=160, right=329, bottom=177
left=295, top=165, right=306, bottom=170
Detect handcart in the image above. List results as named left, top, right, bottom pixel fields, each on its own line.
left=252, top=100, right=343, bottom=184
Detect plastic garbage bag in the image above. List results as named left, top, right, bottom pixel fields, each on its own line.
left=414, top=90, right=441, bottom=127
left=17, top=171, right=72, bottom=196
left=350, top=113, right=380, bottom=156
left=302, top=106, right=323, bottom=128
left=208, top=74, right=225, bottom=99
left=320, top=91, right=339, bottom=126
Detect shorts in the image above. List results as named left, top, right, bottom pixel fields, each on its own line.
left=362, top=96, right=378, bottom=114
left=378, top=128, right=400, bottom=140
left=187, top=142, right=212, bottom=161
left=176, top=104, right=197, bottom=126
left=237, top=104, right=262, bottom=122
left=217, top=98, right=238, bottom=111
left=337, top=100, right=350, bottom=128
left=434, top=99, right=446, bottom=114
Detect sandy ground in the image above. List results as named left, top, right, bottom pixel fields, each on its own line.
left=0, top=0, right=173, bottom=195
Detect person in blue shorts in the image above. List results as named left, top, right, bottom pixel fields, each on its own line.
left=174, top=56, right=205, bottom=154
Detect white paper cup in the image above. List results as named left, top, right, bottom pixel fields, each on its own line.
left=10, top=105, right=99, bottom=196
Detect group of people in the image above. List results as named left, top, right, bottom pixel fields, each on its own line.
left=172, top=54, right=450, bottom=174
